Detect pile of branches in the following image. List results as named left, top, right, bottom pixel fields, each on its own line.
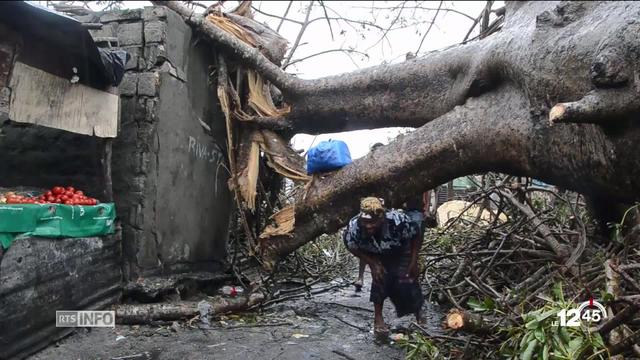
left=415, top=173, right=640, bottom=358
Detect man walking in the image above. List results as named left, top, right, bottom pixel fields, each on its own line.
left=343, top=197, right=425, bottom=336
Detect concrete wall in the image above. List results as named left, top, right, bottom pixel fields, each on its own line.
left=87, top=7, right=232, bottom=279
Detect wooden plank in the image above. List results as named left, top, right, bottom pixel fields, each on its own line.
left=8, top=62, right=118, bottom=138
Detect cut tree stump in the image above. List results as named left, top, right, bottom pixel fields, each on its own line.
left=445, top=308, right=494, bottom=334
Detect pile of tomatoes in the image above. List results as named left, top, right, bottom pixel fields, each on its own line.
left=4, top=186, right=99, bottom=205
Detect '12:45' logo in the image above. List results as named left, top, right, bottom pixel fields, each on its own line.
left=557, top=299, right=607, bottom=327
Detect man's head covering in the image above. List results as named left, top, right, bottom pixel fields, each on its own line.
left=359, top=197, right=385, bottom=219
left=370, top=142, right=384, bottom=151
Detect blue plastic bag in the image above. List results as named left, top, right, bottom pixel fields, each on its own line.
left=306, top=140, right=352, bottom=174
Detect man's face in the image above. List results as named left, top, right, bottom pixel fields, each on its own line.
left=360, top=216, right=383, bottom=236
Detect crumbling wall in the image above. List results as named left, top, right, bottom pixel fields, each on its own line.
left=85, top=7, right=232, bottom=280
left=0, top=234, right=122, bottom=359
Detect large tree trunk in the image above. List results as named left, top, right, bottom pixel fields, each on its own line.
left=157, top=1, right=640, bottom=267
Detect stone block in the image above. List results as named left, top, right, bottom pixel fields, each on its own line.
left=142, top=6, right=167, bottom=21
left=117, top=22, right=143, bottom=46
left=101, top=9, right=142, bottom=23
left=119, top=72, right=137, bottom=96
left=144, top=44, right=167, bottom=69
left=122, top=47, right=141, bottom=71
left=131, top=175, right=147, bottom=193
left=137, top=72, right=159, bottom=97
left=144, top=20, right=167, bottom=44
left=144, top=97, right=158, bottom=123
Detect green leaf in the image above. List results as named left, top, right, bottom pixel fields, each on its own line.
left=552, top=334, right=569, bottom=355
left=559, top=327, right=571, bottom=344
left=591, top=333, right=605, bottom=348
left=520, top=332, right=533, bottom=350
left=525, top=320, right=540, bottom=330
left=599, top=291, right=614, bottom=303
left=521, top=339, right=538, bottom=360
left=483, top=296, right=496, bottom=311
left=552, top=282, right=565, bottom=302
left=568, top=337, right=583, bottom=355
left=542, top=344, right=550, bottom=360
left=534, top=328, right=546, bottom=343
left=535, top=309, right=558, bottom=323
left=467, top=297, right=483, bottom=311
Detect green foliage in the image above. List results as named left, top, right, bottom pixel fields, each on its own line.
left=467, top=296, right=497, bottom=312
left=397, top=333, right=441, bottom=360
left=499, top=283, right=608, bottom=360
left=609, top=203, right=639, bottom=244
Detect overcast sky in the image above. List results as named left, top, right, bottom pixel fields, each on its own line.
left=45, top=1, right=501, bottom=158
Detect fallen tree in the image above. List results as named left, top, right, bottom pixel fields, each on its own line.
left=154, top=1, right=640, bottom=268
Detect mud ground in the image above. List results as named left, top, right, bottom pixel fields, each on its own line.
left=30, top=272, right=444, bottom=360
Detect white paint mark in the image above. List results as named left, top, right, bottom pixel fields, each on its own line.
left=188, top=136, right=196, bottom=154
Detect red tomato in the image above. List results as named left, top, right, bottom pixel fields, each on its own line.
left=75, top=190, right=84, bottom=196
left=46, top=191, right=53, bottom=197
left=66, top=186, right=75, bottom=193
left=52, top=187, right=64, bottom=195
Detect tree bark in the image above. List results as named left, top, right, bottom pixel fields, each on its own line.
left=156, top=1, right=640, bottom=266
left=114, top=297, right=250, bottom=324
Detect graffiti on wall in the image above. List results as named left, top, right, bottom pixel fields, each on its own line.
left=187, top=135, right=224, bottom=165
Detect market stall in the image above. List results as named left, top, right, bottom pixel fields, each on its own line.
left=0, top=2, right=126, bottom=358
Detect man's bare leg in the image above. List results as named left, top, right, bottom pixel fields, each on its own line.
left=415, top=308, right=426, bottom=326
left=354, top=259, right=366, bottom=291
left=374, top=302, right=388, bottom=335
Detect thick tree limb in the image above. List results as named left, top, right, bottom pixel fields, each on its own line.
left=259, top=83, right=640, bottom=265
left=549, top=89, right=640, bottom=125
left=161, top=1, right=640, bottom=135
left=114, top=297, right=249, bottom=324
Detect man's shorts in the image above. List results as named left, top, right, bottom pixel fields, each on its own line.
left=370, top=258, right=424, bottom=317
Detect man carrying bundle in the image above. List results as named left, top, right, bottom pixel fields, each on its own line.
left=343, top=197, right=425, bottom=336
